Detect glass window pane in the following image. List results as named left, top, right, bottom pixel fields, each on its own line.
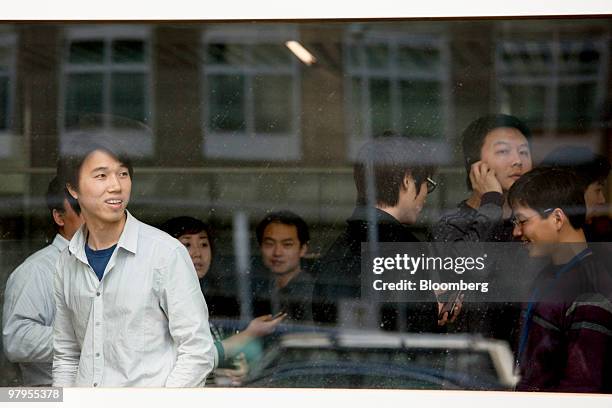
left=69, top=41, right=104, bottom=64
left=64, top=73, right=104, bottom=129
left=400, top=80, right=441, bottom=138
left=557, top=82, right=597, bottom=132
left=253, top=75, right=292, bottom=133
left=252, top=44, right=292, bottom=67
left=207, top=74, right=245, bottom=132
left=0, top=76, right=7, bottom=130
left=501, top=44, right=552, bottom=76
left=501, top=84, right=547, bottom=131
left=206, top=43, right=246, bottom=65
left=0, top=46, right=11, bottom=69
left=369, top=78, right=391, bottom=137
left=112, top=40, right=145, bottom=63
left=559, top=43, right=600, bottom=75
left=348, top=45, right=361, bottom=68
left=398, top=47, right=440, bottom=73
left=365, top=45, right=389, bottom=69
left=111, top=73, right=146, bottom=125
left=351, top=78, right=363, bottom=138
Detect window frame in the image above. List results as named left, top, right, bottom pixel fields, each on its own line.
left=58, top=25, right=154, bottom=157
left=0, top=31, right=17, bottom=159
left=344, top=28, right=452, bottom=160
left=495, top=28, right=610, bottom=136
left=201, top=24, right=302, bottom=161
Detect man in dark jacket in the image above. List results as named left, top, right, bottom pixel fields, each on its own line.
left=312, top=134, right=440, bottom=331
left=431, top=114, right=533, bottom=348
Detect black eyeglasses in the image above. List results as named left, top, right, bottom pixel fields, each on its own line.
left=426, top=177, right=437, bottom=194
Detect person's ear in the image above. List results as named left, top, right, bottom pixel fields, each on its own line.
left=52, top=209, right=65, bottom=228
left=66, top=183, right=78, bottom=201
left=551, top=208, right=565, bottom=231
left=299, top=243, right=308, bottom=258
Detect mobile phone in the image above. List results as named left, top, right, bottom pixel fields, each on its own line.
left=438, top=291, right=463, bottom=320
left=272, top=311, right=285, bottom=319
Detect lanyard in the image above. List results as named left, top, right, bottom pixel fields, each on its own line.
left=516, top=247, right=592, bottom=364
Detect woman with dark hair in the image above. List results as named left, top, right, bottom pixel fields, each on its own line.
left=161, top=216, right=285, bottom=384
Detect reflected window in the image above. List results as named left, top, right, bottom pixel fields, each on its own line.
left=60, top=26, right=153, bottom=156
left=202, top=25, right=301, bottom=160
left=496, top=38, right=607, bottom=134
left=0, top=31, right=16, bottom=159
left=345, top=27, right=451, bottom=158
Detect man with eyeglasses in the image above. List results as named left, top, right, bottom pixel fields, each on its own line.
left=509, top=167, right=612, bottom=393
left=311, top=133, right=441, bottom=330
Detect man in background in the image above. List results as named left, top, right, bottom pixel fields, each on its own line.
left=2, top=177, right=82, bottom=386
left=255, top=211, right=313, bottom=323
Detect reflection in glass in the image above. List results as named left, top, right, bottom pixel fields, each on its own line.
left=557, top=83, right=597, bottom=132
left=370, top=78, right=391, bottom=137
left=111, top=73, right=146, bottom=125
left=208, top=74, right=245, bottom=132
left=501, top=84, right=547, bottom=131
left=69, top=40, right=104, bottom=64
left=253, top=75, right=292, bottom=133
left=400, top=80, right=441, bottom=138
left=65, top=73, right=104, bottom=129
left=112, top=40, right=145, bottom=63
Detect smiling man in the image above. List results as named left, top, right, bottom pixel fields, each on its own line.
left=52, top=142, right=215, bottom=387
left=508, top=167, right=612, bottom=393
left=255, top=211, right=313, bottom=322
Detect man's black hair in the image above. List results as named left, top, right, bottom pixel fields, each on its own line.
left=353, top=132, right=436, bottom=207
left=541, top=145, right=611, bottom=190
left=160, top=216, right=215, bottom=255
left=508, top=167, right=586, bottom=230
left=461, top=114, right=532, bottom=190
left=256, top=210, right=310, bottom=247
left=56, top=138, right=134, bottom=193
left=46, top=176, right=81, bottom=233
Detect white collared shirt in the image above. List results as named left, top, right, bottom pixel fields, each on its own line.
left=52, top=211, right=215, bottom=387
left=2, top=234, right=68, bottom=386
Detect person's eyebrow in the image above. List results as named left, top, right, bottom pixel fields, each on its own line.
left=492, top=141, right=510, bottom=146
left=90, top=166, right=109, bottom=173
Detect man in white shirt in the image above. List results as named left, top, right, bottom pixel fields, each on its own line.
left=53, top=142, right=215, bottom=387
left=2, top=177, right=82, bottom=386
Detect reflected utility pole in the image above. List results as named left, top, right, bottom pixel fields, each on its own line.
left=232, top=211, right=253, bottom=322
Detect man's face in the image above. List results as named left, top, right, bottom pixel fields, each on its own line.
left=260, top=222, right=306, bottom=277
left=480, top=127, right=532, bottom=191
left=512, top=204, right=558, bottom=257
left=178, top=231, right=212, bottom=279
left=397, top=176, right=428, bottom=225
left=68, top=150, right=131, bottom=226
left=58, top=198, right=83, bottom=240
left=584, top=180, right=606, bottom=221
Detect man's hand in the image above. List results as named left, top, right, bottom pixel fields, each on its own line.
left=215, top=353, right=249, bottom=386
left=469, top=161, right=502, bottom=198
left=437, top=293, right=464, bottom=326
left=244, top=313, right=286, bottom=338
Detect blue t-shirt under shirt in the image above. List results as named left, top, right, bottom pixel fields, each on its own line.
left=85, top=244, right=117, bottom=281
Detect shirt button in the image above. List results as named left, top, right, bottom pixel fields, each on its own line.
left=96, top=322, right=101, bottom=326
left=96, top=353, right=100, bottom=357
left=96, top=292, right=101, bottom=296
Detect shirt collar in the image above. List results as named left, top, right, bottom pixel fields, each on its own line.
left=69, top=210, right=139, bottom=264
left=51, top=233, right=70, bottom=252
